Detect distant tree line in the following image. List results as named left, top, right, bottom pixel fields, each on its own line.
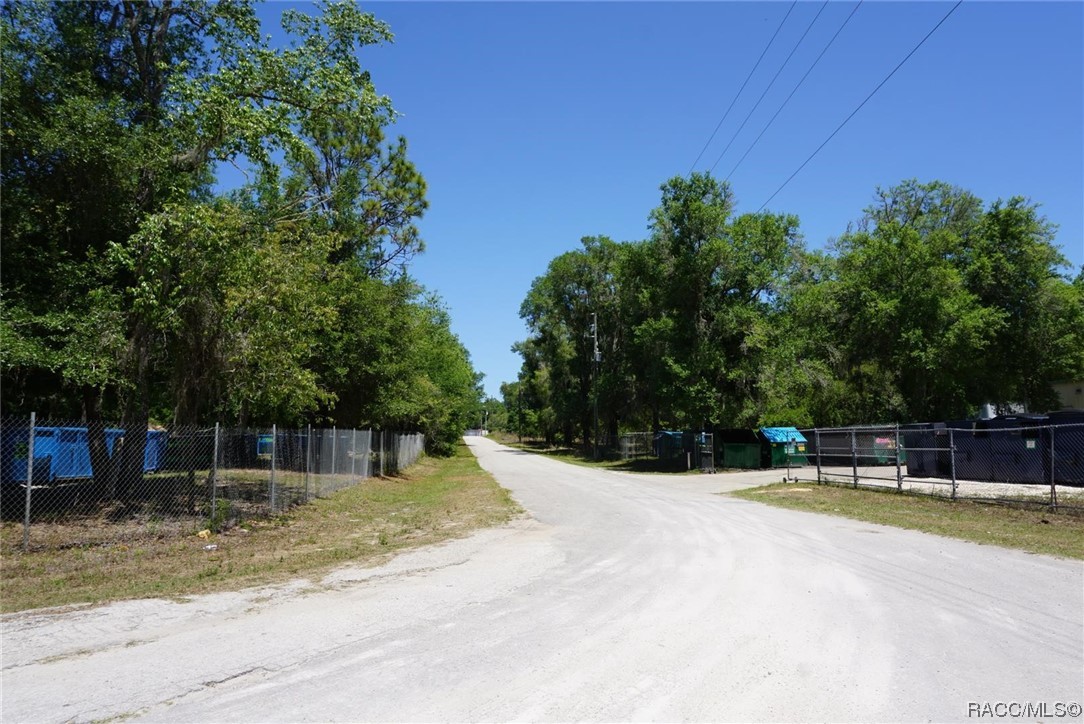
left=1, top=1, right=482, bottom=463
left=504, top=174, right=1084, bottom=446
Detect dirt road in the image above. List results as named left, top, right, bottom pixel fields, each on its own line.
left=3, top=436, right=1081, bottom=722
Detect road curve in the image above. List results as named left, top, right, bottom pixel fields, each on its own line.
left=2, top=436, right=1081, bottom=722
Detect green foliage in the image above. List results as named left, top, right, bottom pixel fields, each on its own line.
left=515, top=173, right=802, bottom=440
left=481, top=397, right=509, bottom=432
left=1, top=1, right=481, bottom=458
left=512, top=176, right=1083, bottom=438
left=821, top=181, right=1082, bottom=420
left=518, top=235, right=623, bottom=446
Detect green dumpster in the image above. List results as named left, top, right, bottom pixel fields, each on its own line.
left=722, top=442, right=762, bottom=469
left=715, top=429, right=766, bottom=469
left=873, top=436, right=906, bottom=464
left=761, top=427, right=808, bottom=467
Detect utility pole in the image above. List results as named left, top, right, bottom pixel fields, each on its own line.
left=591, top=312, right=601, bottom=460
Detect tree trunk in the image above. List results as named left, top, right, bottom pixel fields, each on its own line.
left=116, top=409, right=149, bottom=503
left=83, top=387, right=116, bottom=502
left=116, top=327, right=152, bottom=503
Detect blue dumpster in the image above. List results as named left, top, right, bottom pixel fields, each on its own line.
left=1047, top=410, right=1084, bottom=486
left=2, top=426, right=167, bottom=485
left=256, top=434, right=274, bottom=457
left=903, top=423, right=946, bottom=477
left=653, top=431, right=684, bottom=460
left=144, top=429, right=167, bottom=472
left=3, top=426, right=96, bottom=482
left=2, top=426, right=59, bottom=483
left=987, top=415, right=1047, bottom=484
left=946, top=420, right=994, bottom=482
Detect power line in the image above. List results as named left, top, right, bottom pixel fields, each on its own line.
left=687, top=1, right=798, bottom=176
left=758, top=0, right=964, bottom=212
left=707, top=0, right=831, bottom=174
left=725, top=1, right=863, bottom=183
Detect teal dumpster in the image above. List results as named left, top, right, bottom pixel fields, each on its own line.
left=761, top=427, right=808, bottom=467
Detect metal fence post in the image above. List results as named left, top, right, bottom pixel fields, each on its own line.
left=366, top=428, right=372, bottom=479
left=331, top=425, right=337, bottom=478
left=850, top=429, right=858, bottom=489
left=210, top=422, right=220, bottom=525
left=895, top=423, right=903, bottom=492
left=380, top=430, right=385, bottom=477
left=270, top=424, right=277, bottom=513
left=305, top=424, right=312, bottom=502
left=786, top=435, right=792, bottom=482
left=1049, top=425, right=1057, bottom=510
left=351, top=428, right=357, bottom=486
left=949, top=427, right=957, bottom=501
left=23, top=411, right=36, bottom=552
left=815, top=428, right=822, bottom=484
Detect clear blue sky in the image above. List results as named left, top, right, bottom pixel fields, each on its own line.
left=251, top=1, right=1084, bottom=399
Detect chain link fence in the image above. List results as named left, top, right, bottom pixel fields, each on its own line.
left=796, top=421, right=1084, bottom=510
left=618, top=431, right=715, bottom=471
left=618, top=432, right=654, bottom=461
left=621, top=420, right=1082, bottom=509
left=1, top=415, right=425, bottom=552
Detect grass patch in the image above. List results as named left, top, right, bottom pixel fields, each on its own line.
left=731, top=482, right=1084, bottom=559
left=0, top=443, right=520, bottom=613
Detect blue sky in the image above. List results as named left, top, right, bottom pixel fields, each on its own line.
left=250, top=1, right=1084, bottom=398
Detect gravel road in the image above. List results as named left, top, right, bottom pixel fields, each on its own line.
left=3, top=436, right=1081, bottom=723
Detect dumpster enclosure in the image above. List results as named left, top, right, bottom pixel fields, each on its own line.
left=715, top=427, right=808, bottom=469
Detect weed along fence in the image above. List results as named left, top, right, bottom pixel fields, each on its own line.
left=791, top=419, right=1084, bottom=510
left=0, top=415, right=425, bottom=552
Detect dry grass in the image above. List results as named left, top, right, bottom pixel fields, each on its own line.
left=732, top=482, right=1084, bottom=559
left=0, top=443, right=519, bottom=612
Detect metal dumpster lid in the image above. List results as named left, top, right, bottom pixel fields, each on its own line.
left=759, top=427, right=807, bottom=443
